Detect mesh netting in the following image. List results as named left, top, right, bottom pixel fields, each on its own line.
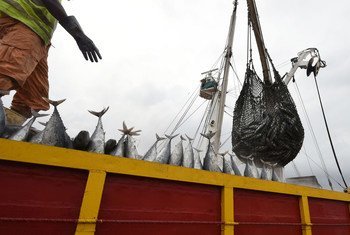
left=232, top=68, right=304, bottom=166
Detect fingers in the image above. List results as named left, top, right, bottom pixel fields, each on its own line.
left=82, top=51, right=88, bottom=61
left=77, top=37, right=102, bottom=62
left=81, top=49, right=101, bottom=62
left=87, top=51, right=94, bottom=62
left=96, top=49, right=102, bottom=60
left=91, top=51, right=98, bottom=62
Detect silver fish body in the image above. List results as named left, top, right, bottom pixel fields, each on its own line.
left=30, top=130, right=44, bottom=143
left=143, top=134, right=166, bottom=162
left=169, top=135, right=185, bottom=166
left=154, top=134, right=178, bottom=164
left=87, top=107, right=109, bottom=154
left=229, top=153, right=241, bottom=176
left=125, top=134, right=139, bottom=159
left=201, top=133, right=222, bottom=172
left=272, top=165, right=284, bottom=182
left=40, top=99, right=71, bottom=148
left=260, top=160, right=273, bottom=180
left=1, top=125, right=22, bottom=139
left=193, top=148, right=203, bottom=170
left=182, top=135, right=194, bottom=168
left=223, top=155, right=235, bottom=175
left=9, top=110, right=48, bottom=141
left=242, top=155, right=259, bottom=178
left=110, top=135, right=125, bottom=157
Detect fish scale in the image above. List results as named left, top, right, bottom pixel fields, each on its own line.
left=182, top=136, right=194, bottom=168
left=9, top=110, right=48, bottom=141
left=143, top=134, right=166, bottom=162
left=169, top=135, right=184, bottom=166
left=87, top=107, right=109, bottom=154
left=40, top=99, right=71, bottom=148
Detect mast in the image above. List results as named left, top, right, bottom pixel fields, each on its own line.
left=246, top=0, right=272, bottom=84
left=212, top=1, right=238, bottom=153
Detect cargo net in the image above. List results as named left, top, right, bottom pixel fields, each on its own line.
left=232, top=67, right=304, bottom=167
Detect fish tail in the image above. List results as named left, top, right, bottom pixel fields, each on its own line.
left=180, top=135, right=186, bottom=141
left=200, top=132, right=216, bottom=140
left=88, top=107, right=109, bottom=118
left=185, top=134, right=194, bottom=142
left=218, top=150, right=228, bottom=156
left=237, top=154, right=253, bottom=163
left=193, top=147, right=202, bottom=153
left=38, top=121, right=47, bottom=126
left=165, top=134, right=179, bottom=140
left=118, top=121, right=140, bottom=135
left=129, top=130, right=142, bottom=136
left=43, top=98, right=66, bottom=107
left=31, top=109, right=49, bottom=118
left=156, top=134, right=166, bottom=141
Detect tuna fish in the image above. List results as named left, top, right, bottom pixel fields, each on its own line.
left=87, top=107, right=109, bottom=154
left=143, top=134, right=166, bottom=162
left=228, top=153, right=241, bottom=176
left=9, top=110, right=48, bottom=141
left=124, top=133, right=140, bottom=159
left=29, top=121, right=47, bottom=144
left=241, top=155, right=259, bottom=178
left=113, top=122, right=141, bottom=159
left=193, top=148, right=203, bottom=170
left=223, top=154, right=235, bottom=175
left=73, top=130, right=90, bottom=151
left=169, top=135, right=185, bottom=166
left=182, top=135, right=194, bottom=168
left=110, top=134, right=125, bottom=157
left=260, top=159, right=274, bottom=180
left=272, top=165, right=284, bottom=182
left=201, top=132, right=222, bottom=172
left=104, top=139, right=117, bottom=154
left=40, top=99, right=72, bottom=148
left=154, top=134, right=178, bottom=164
left=1, top=125, right=21, bottom=139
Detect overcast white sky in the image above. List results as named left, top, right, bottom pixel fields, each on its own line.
left=3, top=0, right=350, bottom=190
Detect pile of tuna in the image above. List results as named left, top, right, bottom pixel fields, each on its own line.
left=0, top=98, right=283, bottom=182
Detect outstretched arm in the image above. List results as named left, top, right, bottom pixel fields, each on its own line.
left=41, top=0, right=102, bottom=62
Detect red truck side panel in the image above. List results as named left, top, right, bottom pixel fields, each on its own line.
left=96, top=173, right=221, bottom=235
left=0, top=160, right=88, bottom=235
left=309, top=197, right=350, bottom=235
left=234, top=188, right=302, bottom=235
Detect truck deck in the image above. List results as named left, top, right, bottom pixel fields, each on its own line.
left=0, top=139, right=350, bottom=235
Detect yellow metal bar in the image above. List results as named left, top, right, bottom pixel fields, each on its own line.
left=221, top=186, right=235, bottom=235
left=75, top=170, right=106, bottom=235
left=299, top=196, right=312, bottom=235
left=1, top=139, right=350, bottom=202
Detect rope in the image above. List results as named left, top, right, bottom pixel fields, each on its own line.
left=174, top=100, right=207, bottom=132
left=193, top=102, right=209, bottom=140
left=170, top=94, right=197, bottom=135
left=229, top=62, right=242, bottom=87
left=195, top=102, right=211, bottom=147
left=164, top=87, right=198, bottom=134
left=293, top=80, right=334, bottom=190
left=291, top=161, right=301, bottom=177
left=313, top=76, right=348, bottom=189
left=301, top=149, right=345, bottom=189
left=301, top=146, right=315, bottom=176
left=246, top=20, right=253, bottom=68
